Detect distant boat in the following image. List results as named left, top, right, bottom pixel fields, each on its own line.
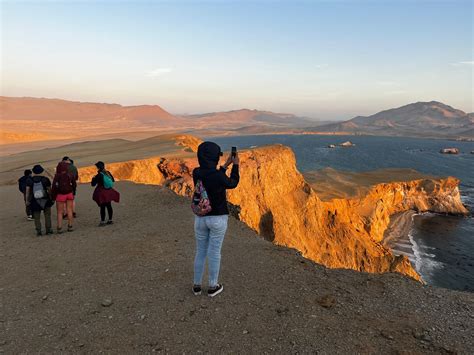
left=339, top=141, right=355, bottom=147
left=327, top=144, right=336, bottom=148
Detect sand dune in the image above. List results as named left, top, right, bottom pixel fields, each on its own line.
left=0, top=134, right=197, bottom=185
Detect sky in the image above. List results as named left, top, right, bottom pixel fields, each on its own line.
left=1, top=0, right=473, bottom=120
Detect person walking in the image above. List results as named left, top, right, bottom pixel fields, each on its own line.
left=52, top=161, right=76, bottom=233
left=191, top=142, right=239, bottom=297
left=25, top=165, right=54, bottom=236
left=61, top=157, right=79, bottom=218
left=91, top=161, right=120, bottom=226
left=18, top=169, right=33, bottom=220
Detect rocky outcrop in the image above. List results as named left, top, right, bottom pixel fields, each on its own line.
left=78, top=144, right=468, bottom=281
left=440, top=148, right=459, bottom=154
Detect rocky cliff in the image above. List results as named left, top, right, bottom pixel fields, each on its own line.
left=78, top=145, right=468, bottom=280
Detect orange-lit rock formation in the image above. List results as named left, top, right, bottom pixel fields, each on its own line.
left=78, top=145, right=468, bottom=280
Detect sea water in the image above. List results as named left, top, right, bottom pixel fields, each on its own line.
left=211, top=135, right=474, bottom=292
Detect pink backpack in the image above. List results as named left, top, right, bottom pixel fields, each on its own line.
left=191, top=180, right=212, bottom=216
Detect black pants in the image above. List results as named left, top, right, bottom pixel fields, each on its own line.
left=100, top=203, right=113, bottom=221
left=24, top=193, right=32, bottom=217
left=33, top=207, right=52, bottom=233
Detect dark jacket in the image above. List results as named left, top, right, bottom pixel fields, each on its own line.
left=192, top=142, right=239, bottom=216
left=18, top=176, right=31, bottom=194
left=91, top=170, right=115, bottom=187
left=26, top=175, right=54, bottom=211
left=69, top=164, right=79, bottom=181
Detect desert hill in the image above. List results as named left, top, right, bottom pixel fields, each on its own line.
left=0, top=96, right=186, bottom=144
left=0, top=134, right=200, bottom=185
left=315, top=101, right=474, bottom=139
left=1, top=182, right=473, bottom=353
left=182, top=109, right=320, bottom=128
left=0, top=97, right=322, bottom=147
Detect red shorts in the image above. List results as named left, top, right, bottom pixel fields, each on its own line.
left=56, top=193, right=74, bottom=202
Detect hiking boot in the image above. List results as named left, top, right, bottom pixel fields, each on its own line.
left=46, top=229, right=54, bottom=235
left=106, top=220, right=114, bottom=225
left=99, top=221, right=107, bottom=227
left=73, top=212, right=77, bottom=218
left=193, top=285, right=202, bottom=296
left=208, top=284, right=223, bottom=298
left=67, top=225, right=74, bottom=232
left=27, top=215, right=34, bottom=221
left=57, top=228, right=63, bottom=234
left=36, top=230, right=42, bottom=237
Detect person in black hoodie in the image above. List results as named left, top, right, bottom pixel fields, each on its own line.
left=192, top=141, right=239, bottom=297
left=18, top=169, right=33, bottom=220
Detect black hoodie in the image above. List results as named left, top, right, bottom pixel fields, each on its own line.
left=192, top=142, right=239, bottom=216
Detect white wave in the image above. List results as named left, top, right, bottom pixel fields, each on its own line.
left=409, top=230, right=444, bottom=283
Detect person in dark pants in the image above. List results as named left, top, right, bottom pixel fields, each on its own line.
left=91, top=161, right=120, bottom=226
left=25, top=165, right=54, bottom=236
left=18, top=169, right=33, bottom=220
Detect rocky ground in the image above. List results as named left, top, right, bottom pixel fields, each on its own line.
left=1, top=182, right=473, bottom=353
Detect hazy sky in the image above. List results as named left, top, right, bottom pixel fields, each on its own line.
left=1, top=0, right=473, bottom=120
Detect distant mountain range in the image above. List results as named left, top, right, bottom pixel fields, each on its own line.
left=313, top=101, right=474, bottom=139
left=1, top=97, right=472, bottom=147
left=181, top=109, right=319, bottom=128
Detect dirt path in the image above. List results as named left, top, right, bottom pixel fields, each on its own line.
left=1, top=182, right=473, bottom=353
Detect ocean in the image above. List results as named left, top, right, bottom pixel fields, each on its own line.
left=211, top=135, right=474, bottom=292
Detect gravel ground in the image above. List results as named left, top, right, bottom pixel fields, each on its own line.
left=1, top=182, right=473, bottom=353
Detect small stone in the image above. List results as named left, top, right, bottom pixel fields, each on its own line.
left=140, top=315, right=146, bottom=320
left=101, top=299, right=113, bottom=307
left=317, top=295, right=336, bottom=309
left=42, top=295, right=48, bottom=301
left=380, top=331, right=394, bottom=340
left=242, top=330, right=249, bottom=334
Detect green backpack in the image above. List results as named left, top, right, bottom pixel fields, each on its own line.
left=101, top=172, right=114, bottom=189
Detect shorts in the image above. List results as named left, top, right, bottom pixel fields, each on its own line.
left=56, top=193, right=74, bottom=202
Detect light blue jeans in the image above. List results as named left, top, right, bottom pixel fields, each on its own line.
left=194, top=215, right=229, bottom=287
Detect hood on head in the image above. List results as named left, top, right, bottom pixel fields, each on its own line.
left=197, top=141, right=222, bottom=169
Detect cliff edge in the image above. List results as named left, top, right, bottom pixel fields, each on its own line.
left=78, top=144, right=468, bottom=280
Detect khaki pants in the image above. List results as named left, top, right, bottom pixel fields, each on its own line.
left=33, top=207, right=52, bottom=233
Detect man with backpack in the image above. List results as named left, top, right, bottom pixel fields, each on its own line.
left=25, top=165, right=54, bottom=236
left=18, top=169, right=33, bottom=220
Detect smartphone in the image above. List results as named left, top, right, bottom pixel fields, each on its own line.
left=231, top=146, right=237, bottom=158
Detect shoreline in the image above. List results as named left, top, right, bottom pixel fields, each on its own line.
left=383, top=211, right=418, bottom=270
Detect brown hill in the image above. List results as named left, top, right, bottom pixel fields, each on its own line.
left=0, top=96, right=186, bottom=144
left=315, top=101, right=474, bottom=138
left=182, top=109, right=319, bottom=129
